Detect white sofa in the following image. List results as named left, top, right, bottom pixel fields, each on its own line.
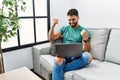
left=32, top=28, right=120, bottom=80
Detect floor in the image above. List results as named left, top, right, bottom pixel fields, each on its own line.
left=31, top=69, right=45, bottom=80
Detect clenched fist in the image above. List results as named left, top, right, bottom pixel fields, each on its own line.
left=52, top=18, right=58, bottom=25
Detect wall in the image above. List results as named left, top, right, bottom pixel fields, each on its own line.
left=72, top=0, right=120, bottom=28
left=3, top=48, right=33, bottom=72
left=51, top=0, right=120, bottom=28
left=50, top=0, right=72, bottom=31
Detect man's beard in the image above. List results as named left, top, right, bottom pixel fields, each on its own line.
left=69, top=22, right=78, bottom=28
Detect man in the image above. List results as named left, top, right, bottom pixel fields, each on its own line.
left=48, top=9, right=93, bottom=80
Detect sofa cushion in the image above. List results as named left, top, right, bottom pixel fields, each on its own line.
left=88, top=28, right=110, bottom=61
left=65, top=60, right=120, bottom=80
left=40, top=47, right=50, bottom=55
left=40, top=55, right=54, bottom=72
left=39, top=55, right=54, bottom=80
left=105, top=28, right=120, bottom=64
left=64, top=60, right=101, bottom=80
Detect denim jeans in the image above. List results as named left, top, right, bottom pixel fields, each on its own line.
left=52, top=52, right=90, bottom=80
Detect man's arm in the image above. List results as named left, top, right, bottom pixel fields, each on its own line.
left=81, top=29, right=90, bottom=52
left=48, top=19, right=61, bottom=41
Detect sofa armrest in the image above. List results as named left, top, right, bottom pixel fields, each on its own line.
left=32, top=43, right=50, bottom=75
left=40, top=47, right=50, bottom=55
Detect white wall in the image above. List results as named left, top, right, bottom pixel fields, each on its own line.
left=3, top=48, right=33, bottom=72
left=51, top=0, right=120, bottom=28
left=72, top=0, right=120, bottom=28
left=50, top=0, right=72, bottom=31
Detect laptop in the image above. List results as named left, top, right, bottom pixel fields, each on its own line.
left=55, top=43, right=83, bottom=57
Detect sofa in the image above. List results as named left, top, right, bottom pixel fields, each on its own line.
left=32, top=28, right=120, bottom=80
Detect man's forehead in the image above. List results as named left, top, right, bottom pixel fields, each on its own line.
left=68, top=15, right=78, bottom=19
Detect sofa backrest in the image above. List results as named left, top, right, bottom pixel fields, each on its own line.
left=88, top=28, right=111, bottom=61
left=105, top=28, right=120, bottom=65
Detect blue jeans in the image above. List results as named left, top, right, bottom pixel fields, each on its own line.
left=52, top=52, right=90, bottom=80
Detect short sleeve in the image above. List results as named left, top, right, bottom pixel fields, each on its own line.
left=82, top=27, right=91, bottom=39
left=59, top=26, right=65, bottom=35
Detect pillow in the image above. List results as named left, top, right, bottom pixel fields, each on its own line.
left=88, top=28, right=111, bottom=61
left=50, top=38, right=62, bottom=56
left=105, top=28, right=120, bottom=64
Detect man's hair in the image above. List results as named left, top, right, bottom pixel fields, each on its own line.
left=67, top=9, right=79, bottom=16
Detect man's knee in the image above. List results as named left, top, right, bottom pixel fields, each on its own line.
left=84, top=52, right=93, bottom=64
left=89, top=54, right=93, bottom=63
left=55, top=57, right=64, bottom=65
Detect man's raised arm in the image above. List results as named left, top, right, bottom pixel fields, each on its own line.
left=48, top=19, right=61, bottom=41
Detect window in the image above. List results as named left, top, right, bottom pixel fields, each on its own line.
left=2, top=0, right=50, bottom=52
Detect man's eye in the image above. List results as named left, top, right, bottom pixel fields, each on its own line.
left=72, top=19, right=75, bottom=21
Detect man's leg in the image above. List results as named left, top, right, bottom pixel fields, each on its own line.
left=64, top=52, right=90, bottom=72
left=52, top=57, right=66, bottom=80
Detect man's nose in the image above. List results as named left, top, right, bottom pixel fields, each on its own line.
left=70, top=20, right=74, bottom=23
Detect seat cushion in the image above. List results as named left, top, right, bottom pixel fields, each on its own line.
left=65, top=60, right=120, bottom=80
left=40, top=55, right=54, bottom=72
left=105, top=28, right=120, bottom=64
left=64, top=60, right=101, bottom=80
left=39, top=55, right=54, bottom=80
left=39, top=55, right=120, bottom=80
left=88, top=28, right=110, bottom=61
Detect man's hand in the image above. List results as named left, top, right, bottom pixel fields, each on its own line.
left=52, top=18, right=58, bottom=26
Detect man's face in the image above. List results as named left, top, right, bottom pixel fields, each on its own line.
left=68, top=15, right=79, bottom=28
